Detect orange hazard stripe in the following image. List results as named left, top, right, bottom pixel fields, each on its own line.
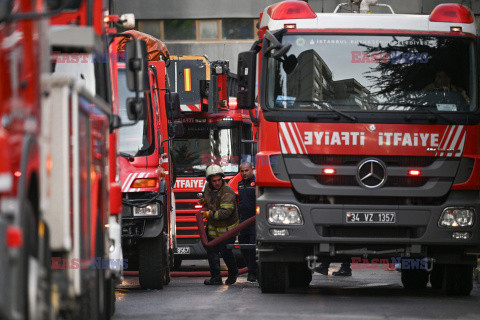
left=184, top=68, right=191, bottom=91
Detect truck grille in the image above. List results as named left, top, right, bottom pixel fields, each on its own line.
left=315, top=175, right=429, bottom=188
left=284, top=154, right=459, bottom=199
left=294, top=190, right=448, bottom=206
left=320, top=226, right=426, bottom=239
left=307, top=155, right=436, bottom=167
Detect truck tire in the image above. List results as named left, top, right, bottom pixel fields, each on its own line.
left=164, top=266, right=171, bottom=285
left=20, top=201, right=36, bottom=320
left=288, top=262, right=312, bottom=288
left=164, top=235, right=171, bottom=285
left=104, top=276, right=116, bottom=319
left=259, top=262, right=288, bottom=293
left=37, top=221, right=52, bottom=320
left=139, top=234, right=166, bottom=289
left=443, top=264, right=473, bottom=296
left=429, top=264, right=444, bottom=290
left=401, top=269, right=428, bottom=291
left=125, top=255, right=139, bottom=271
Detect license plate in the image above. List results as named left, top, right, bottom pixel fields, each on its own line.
left=176, top=247, right=190, bottom=254
left=346, top=212, right=396, bottom=223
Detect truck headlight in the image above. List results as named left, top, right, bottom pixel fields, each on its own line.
left=267, top=204, right=303, bottom=225
left=133, top=204, right=159, bottom=216
left=438, top=207, right=475, bottom=228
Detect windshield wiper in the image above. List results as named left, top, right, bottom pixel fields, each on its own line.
left=371, top=102, right=454, bottom=124
left=120, top=152, right=134, bottom=161
left=296, top=100, right=357, bottom=122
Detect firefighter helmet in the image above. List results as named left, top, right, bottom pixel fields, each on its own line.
left=206, top=165, right=225, bottom=181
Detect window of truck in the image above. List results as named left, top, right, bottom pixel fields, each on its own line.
left=172, top=122, right=241, bottom=177
left=117, top=69, right=155, bottom=157
left=267, top=34, right=476, bottom=113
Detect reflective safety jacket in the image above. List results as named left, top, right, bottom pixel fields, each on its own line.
left=203, top=182, right=239, bottom=239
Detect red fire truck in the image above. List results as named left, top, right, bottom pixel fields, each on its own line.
left=236, top=0, right=480, bottom=295
left=1, top=1, right=148, bottom=319
left=115, top=32, right=182, bottom=289
left=0, top=1, right=52, bottom=318
left=167, top=56, right=254, bottom=265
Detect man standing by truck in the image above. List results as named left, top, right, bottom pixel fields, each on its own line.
left=201, top=165, right=239, bottom=285
left=238, top=162, right=258, bottom=282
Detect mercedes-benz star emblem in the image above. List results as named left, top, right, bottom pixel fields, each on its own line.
left=356, top=159, right=387, bottom=189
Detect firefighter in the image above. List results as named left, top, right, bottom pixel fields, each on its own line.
left=424, top=68, right=470, bottom=104
left=238, top=162, right=257, bottom=282
left=201, top=165, right=239, bottom=285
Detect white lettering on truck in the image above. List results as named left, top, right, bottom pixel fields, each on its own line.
left=305, top=131, right=439, bottom=147
left=174, top=179, right=206, bottom=189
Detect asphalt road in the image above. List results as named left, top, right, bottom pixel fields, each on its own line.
left=114, top=262, right=480, bottom=320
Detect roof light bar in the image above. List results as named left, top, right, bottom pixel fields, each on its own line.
left=429, top=4, right=474, bottom=24
left=267, top=1, right=316, bottom=20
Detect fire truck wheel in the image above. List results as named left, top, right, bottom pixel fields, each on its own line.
left=288, top=262, right=312, bottom=288
left=164, top=235, right=171, bottom=285
left=429, top=264, right=444, bottom=290
left=19, top=200, right=42, bottom=320
left=164, top=265, right=171, bottom=285
left=95, top=268, right=106, bottom=320
left=104, top=277, right=116, bottom=319
left=37, top=221, right=52, bottom=320
left=442, top=264, right=473, bottom=296
left=401, top=269, right=428, bottom=291
left=125, top=255, right=139, bottom=271
left=139, top=235, right=166, bottom=289
left=259, top=262, right=288, bottom=293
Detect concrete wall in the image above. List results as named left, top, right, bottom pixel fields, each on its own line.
left=112, top=0, right=480, bottom=70
left=166, top=41, right=253, bottom=73
left=113, top=0, right=480, bottom=19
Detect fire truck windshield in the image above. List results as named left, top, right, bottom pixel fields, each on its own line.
left=267, top=34, right=476, bottom=113
left=117, top=70, right=155, bottom=157
left=172, top=122, right=240, bottom=177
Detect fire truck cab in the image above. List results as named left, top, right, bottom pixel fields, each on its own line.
left=167, top=56, right=254, bottom=265
left=237, top=0, right=480, bottom=295
left=116, top=33, right=182, bottom=289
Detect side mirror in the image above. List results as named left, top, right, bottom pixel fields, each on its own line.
left=125, top=39, right=149, bottom=93
left=168, top=121, right=184, bottom=138
left=0, top=0, right=13, bottom=21
left=165, top=92, right=181, bottom=120
left=236, top=51, right=256, bottom=109
left=126, top=97, right=146, bottom=121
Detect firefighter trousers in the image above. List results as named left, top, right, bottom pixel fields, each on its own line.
left=206, top=236, right=238, bottom=278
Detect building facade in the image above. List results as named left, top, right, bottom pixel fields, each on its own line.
left=111, top=0, right=480, bottom=72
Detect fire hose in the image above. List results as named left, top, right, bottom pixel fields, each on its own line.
left=125, top=211, right=256, bottom=277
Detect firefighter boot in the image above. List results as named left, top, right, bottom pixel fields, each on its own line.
left=204, top=277, right=223, bottom=285
left=332, top=263, right=352, bottom=277
left=314, top=262, right=330, bottom=275
left=206, top=250, right=223, bottom=285
left=225, top=271, right=238, bottom=285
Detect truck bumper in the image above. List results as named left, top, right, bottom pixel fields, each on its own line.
left=108, top=216, right=123, bottom=280
left=257, top=187, right=480, bottom=264
left=121, top=202, right=164, bottom=239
